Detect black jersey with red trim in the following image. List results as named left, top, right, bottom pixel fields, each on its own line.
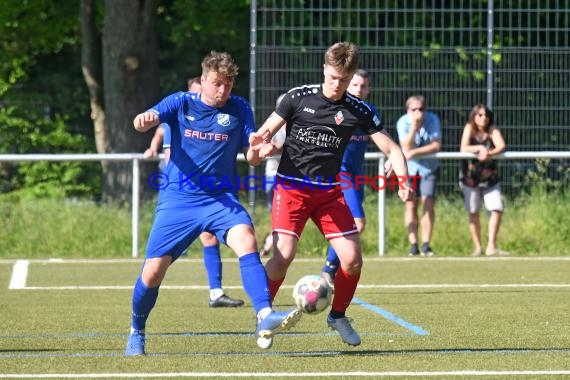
left=275, top=84, right=383, bottom=184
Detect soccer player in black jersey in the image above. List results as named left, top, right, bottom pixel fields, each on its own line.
left=250, top=42, right=414, bottom=346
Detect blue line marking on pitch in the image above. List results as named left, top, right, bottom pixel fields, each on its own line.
left=352, top=297, right=430, bottom=336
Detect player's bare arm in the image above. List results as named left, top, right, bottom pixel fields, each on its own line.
left=249, top=112, right=287, bottom=158
left=370, top=130, right=415, bottom=202
left=133, top=111, right=160, bottom=133
left=144, top=127, right=165, bottom=158
left=245, top=145, right=263, bottom=166
left=384, top=160, right=394, bottom=177
left=260, top=136, right=284, bottom=157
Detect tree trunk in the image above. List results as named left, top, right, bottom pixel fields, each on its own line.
left=101, top=0, right=160, bottom=204
left=80, top=0, right=107, bottom=156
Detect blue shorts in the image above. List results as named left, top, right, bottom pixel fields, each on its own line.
left=145, top=191, right=253, bottom=261
left=342, top=182, right=365, bottom=219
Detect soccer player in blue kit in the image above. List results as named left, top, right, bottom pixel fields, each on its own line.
left=125, top=51, right=301, bottom=356
left=144, top=79, right=244, bottom=308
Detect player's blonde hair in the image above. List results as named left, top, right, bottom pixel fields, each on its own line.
left=324, top=42, right=359, bottom=73
left=201, top=51, right=239, bottom=82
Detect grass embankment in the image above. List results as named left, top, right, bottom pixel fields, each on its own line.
left=1, top=189, right=568, bottom=258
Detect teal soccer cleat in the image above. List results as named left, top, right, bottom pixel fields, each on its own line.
left=327, top=315, right=361, bottom=346
left=124, top=332, right=145, bottom=356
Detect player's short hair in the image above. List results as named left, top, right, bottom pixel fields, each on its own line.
left=187, top=76, right=201, bottom=91
left=354, top=69, right=369, bottom=80
left=324, top=42, right=359, bottom=74
left=406, top=95, right=426, bottom=109
left=201, top=51, right=239, bottom=82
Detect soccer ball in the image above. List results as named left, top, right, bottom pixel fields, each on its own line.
left=292, top=274, right=333, bottom=314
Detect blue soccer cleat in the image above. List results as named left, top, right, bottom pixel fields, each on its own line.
left=124, top=332, right=145, bottom=356
left=255, top=308, right=302, bottom=349
left=327, top=315, right=361, bottom=346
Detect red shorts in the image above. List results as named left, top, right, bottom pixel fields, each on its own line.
left=272, top=178, right=358, bottom=240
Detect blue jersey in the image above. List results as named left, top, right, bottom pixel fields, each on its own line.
left=150, top=92, right=254, bottom=195
left=340, top=102, right=379, bottom=219
left=160, top=123, right=171, bottom=149
left=341, top=102, right=379, bottom=176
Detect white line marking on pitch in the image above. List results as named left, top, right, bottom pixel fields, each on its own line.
left=358, top=283, right=570, bottom=288
left=0, top=370, right=569, bottom=378
left=8, top=260, right=29, bottom=289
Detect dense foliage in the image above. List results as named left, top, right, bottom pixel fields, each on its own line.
left=0, top=1, right=97, bottom=197
left=0, top=0, right=251, bottom=199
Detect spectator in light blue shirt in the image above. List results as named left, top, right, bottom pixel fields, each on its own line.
left=396, top=95, right=442, bottom=256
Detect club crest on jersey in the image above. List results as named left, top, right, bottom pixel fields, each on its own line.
left=334, top=111, right=344, bottom=125
left=217, top=113, right=230, bottom=127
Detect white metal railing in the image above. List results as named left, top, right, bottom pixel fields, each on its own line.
left=365, top=151, right=570, bottom=255
left=0, top=153, right=148, bottom=258
left=1, top=151, right=569, bottom=257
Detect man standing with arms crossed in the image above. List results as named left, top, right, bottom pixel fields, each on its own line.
left=250, top=42, right=414, bottom=347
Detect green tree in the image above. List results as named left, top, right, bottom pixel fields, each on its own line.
left=1, top=0, right=252, bottom=201
left=0, top=0, right=98, bottom=198
left=81, top=0, right=160, bottom=204
left=159, top=0, right=251, bottom=97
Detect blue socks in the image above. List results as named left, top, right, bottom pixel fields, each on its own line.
left=131, top=276, right=159, bottom=331
left=239, top=252, right=271, bottom=314
left=322, top=245, right=340, bottom=275
left=203, top=244, right=222, bottom=290
left=131, top=252, right=271, bottom=328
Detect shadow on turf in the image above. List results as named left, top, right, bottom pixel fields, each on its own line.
left=2, top=347, right=568, bottom=359
left=138, top=347, right=570, bottom=358
left=258, top=347, right=570, bottom=357
left=156, top=331, right=252, bottom=336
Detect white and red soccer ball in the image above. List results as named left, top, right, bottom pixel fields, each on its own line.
left=292, top=274, right=333, bottom=314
